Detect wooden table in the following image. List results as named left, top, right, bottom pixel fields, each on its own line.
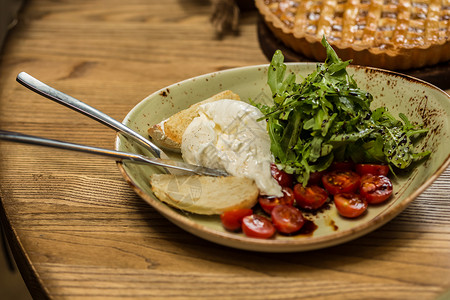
left=0, top=1, right=449, bottom=299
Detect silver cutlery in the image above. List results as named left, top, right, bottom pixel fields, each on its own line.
left=16, top=72, right=164, bottom=159
left=0, top=130, right=228, bottom=177
left=12, top=72, right=227, bottom=177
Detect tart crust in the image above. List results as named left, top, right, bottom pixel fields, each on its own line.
left=256, top=0, right=450, bottom=70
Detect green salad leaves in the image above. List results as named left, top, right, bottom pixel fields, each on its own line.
left=255, top=37, right=430, bottom=186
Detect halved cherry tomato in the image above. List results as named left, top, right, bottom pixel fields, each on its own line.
left=258, top=187, right=294, bottom=214
left=322, top=170, right=361, bottom=195
left=220, top=208, right=253, bottom=232
left=360, top=174, right=393, bottom=204
left=334, top=193, right=368, bottom=218
left=270, top=163, right=294, bottom=187
left=241, top=214, right=276, bottom=239
left=330, top=161, right=355, bottom=171
left=293, top=184, right=328, bottom=210
left=271, top=205, right=305, bottom=234
left=308, top=171, right=325, bottom=186
left=356, top=164, right=389, bottom=176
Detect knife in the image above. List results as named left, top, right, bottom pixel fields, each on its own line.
left=0, top=130, right=228, bottom=177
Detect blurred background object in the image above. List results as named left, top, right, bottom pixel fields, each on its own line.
left=1, top=3, right=31, bottom=300
left=0, top=0, right=24, bottom=51
left=254, top=0, right=450, bottom=89
left=1, top=226, right=32, bottom=300
left=211, top=0, right=255, bottom=38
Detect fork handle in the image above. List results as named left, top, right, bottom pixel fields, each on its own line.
left=16, top=72, right=164, bottom=159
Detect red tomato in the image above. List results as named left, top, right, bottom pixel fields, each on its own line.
left=271, top=205, right=305, bottom=234
left=220, top=208, right=253, bottom=231
left=334, top=193, right=368, bottom=218
left=322, top=170, right=361, bottom=195
left=356, top=164, right=389, bottom=176
left=293, top=184, right=329, bottom=210
left=360, top=174, right=393, bottom=204
left=307, top=171, right=325, bottom=186
left=270, top=163, right=294, bottom=187
left=241, top=214, right=276, bottom=239
left=258, top=187, right=294, bottom=214
left=330, top=161, right=355, bottom=171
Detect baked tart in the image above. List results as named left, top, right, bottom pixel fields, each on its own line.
left=256, top=0, right=450, bottom=70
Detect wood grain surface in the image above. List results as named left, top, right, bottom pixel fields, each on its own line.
left=0, top=1, right=449, bottom=299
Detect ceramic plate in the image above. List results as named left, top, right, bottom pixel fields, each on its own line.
left=115, top=64, right=450, bottom=252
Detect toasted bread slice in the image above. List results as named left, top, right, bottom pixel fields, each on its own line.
left=150, top=174, right=258, bottom=215
left=148, top=90, right=240, bottom=151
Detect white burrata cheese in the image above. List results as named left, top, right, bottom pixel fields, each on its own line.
left=181, top=99, right=282, bottom=197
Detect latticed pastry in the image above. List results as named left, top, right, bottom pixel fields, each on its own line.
left=256, top=0, right=450, bottom=70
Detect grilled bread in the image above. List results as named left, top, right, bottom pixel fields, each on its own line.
left=150, top=174, right=259, bottom=215
left=148, top=90, right=240, bottom=151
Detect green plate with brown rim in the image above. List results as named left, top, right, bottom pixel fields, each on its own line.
left=115, top=63, right=450, bottom=252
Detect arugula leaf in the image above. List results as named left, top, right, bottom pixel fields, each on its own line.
left=254, top=36, right=430, bottom=185
left=267, top=50, right=296, bottom=105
